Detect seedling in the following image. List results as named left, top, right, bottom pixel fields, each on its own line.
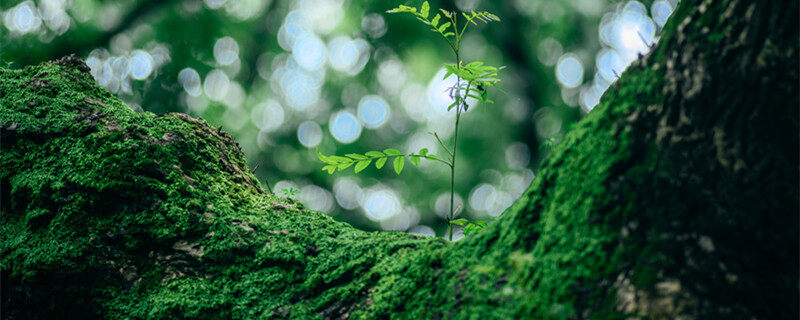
left=281, top=187, right=299, bottom=197
left=540, top=137, right=556, bottom=151
left=319, top=2, right=502, bottom=240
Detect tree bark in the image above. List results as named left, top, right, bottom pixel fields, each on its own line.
left=1, top=0, right=797, bottom=319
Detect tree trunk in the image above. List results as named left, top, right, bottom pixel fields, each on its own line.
left=1, top=0, right=796, bottom=319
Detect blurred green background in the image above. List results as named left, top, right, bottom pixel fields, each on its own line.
left=0, top=0, right=676, bottom=239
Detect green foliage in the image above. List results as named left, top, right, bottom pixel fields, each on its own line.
left=281, top=187, right=299, bottom=197
left=540, top=137, right=557, bottom=151
left=317, top=149, right=445, bottom=175
left=386, top=3, right=499, bottom=49
left=449, top=218, right=487, bottom=235
left=321, top=1, right=505, bottom=241
left=443, top=62, right=502, bottom=90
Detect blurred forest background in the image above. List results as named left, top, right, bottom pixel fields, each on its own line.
left=1, top=0, right=676, bottom=239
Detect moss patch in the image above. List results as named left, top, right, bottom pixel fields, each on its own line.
left=2, top=0, right=798, bottom=318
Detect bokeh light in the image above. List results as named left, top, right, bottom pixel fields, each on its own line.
left=214, top=37, right=240, bottom=66
left=362, top=187, right=401, bottom=222
left=329, top=111, right=362, bottom=143
left=297, top=121, right=323, bottom=148
left=179, top=68, right=202, bottom=97
left=299, top=185, right=335, bottom=212
left=251, top=100, right=285, bottom=132
left=357, top=95, right=390, bottom=129
left=334, top=178, right=364, bottom=210
left=361, top=13, right=387, bottom=39
left=434, top=193, right=464, bottom=219
left=204, top=69, right=230, bottom=101
left=293, top=34, right=326, bottom=71
left=556, top=54, right=584, bottom=88
left=408, top=225, right=435, bottom=237
left=651, top=1, right=675, bottom=27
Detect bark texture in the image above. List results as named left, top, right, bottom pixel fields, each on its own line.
left=1, top=0, right=797, bottom=319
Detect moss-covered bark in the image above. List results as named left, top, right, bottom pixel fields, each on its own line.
left=1, top=0, right=797, bottom=319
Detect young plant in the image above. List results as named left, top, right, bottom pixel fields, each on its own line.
left=540, top=137, right=556, bottom=151
left=450, top=218, right=488, bottom=236
left=281, top=187, right=299, bottom=197
left=319, top=2, right=503, bottom=241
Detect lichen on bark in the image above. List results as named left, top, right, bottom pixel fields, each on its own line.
left=1, top=0, right=797, bottom=319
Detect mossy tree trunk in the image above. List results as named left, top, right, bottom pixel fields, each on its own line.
left=1, top=0, right=797, bottom=319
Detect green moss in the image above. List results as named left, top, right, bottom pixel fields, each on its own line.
left=2, top=0, right=798, bottom=317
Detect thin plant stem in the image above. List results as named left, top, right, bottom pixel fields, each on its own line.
left=450, top=110, right=461, bottom=241
left=448, top=46, right=463, bottom=242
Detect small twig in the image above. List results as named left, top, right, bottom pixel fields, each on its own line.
left=249, top=163, right=273, bottom=194
left=637, top=31, right=656, bottom=49
left=264, top=177, right=274, bottom=194
left=428, top=131, right=453, bottom=158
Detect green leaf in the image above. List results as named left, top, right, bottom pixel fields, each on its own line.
left=347, top=153, right=368, bottom=160
left=439, top=9, right=451, bottom=18
left=365, top=151, right=385, bottom=158
left=376, top=157, right=388, bottom=169
left=437, top=22, right=450, bottom=33
left=450, top=218, right=469, bottom=226
left=427, top=154, right=439, bottom=160
left=420, top=1, right=429, bottom=18
left=463, top=12, right=478, bottom=25
left=354, top=159, right=371, bottom=173
left=384, top=148, right=402, bottom=156
left=430, top=14, right=440, bottom=27
left=464, top=224, right=477, bottom=235
left=393, top=157, right=404, bottom=174
left=317, top=152, right=337, bottom=164
left=321, top=165, right=336, bottom=174
left=447, top=100, right=458, bottom=111
left=464, top=220, right=488, bottom=235
left=419, top=148, right=429, bottom=156
left=466, top=93, right=481, bottom=100
left=387, top=5, right=416, bottom=13
left=410, top=155, right=420, bottom=166
left=330, top=155, right=352, bottom=163
left=337, top=162, right=354, bottom=170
